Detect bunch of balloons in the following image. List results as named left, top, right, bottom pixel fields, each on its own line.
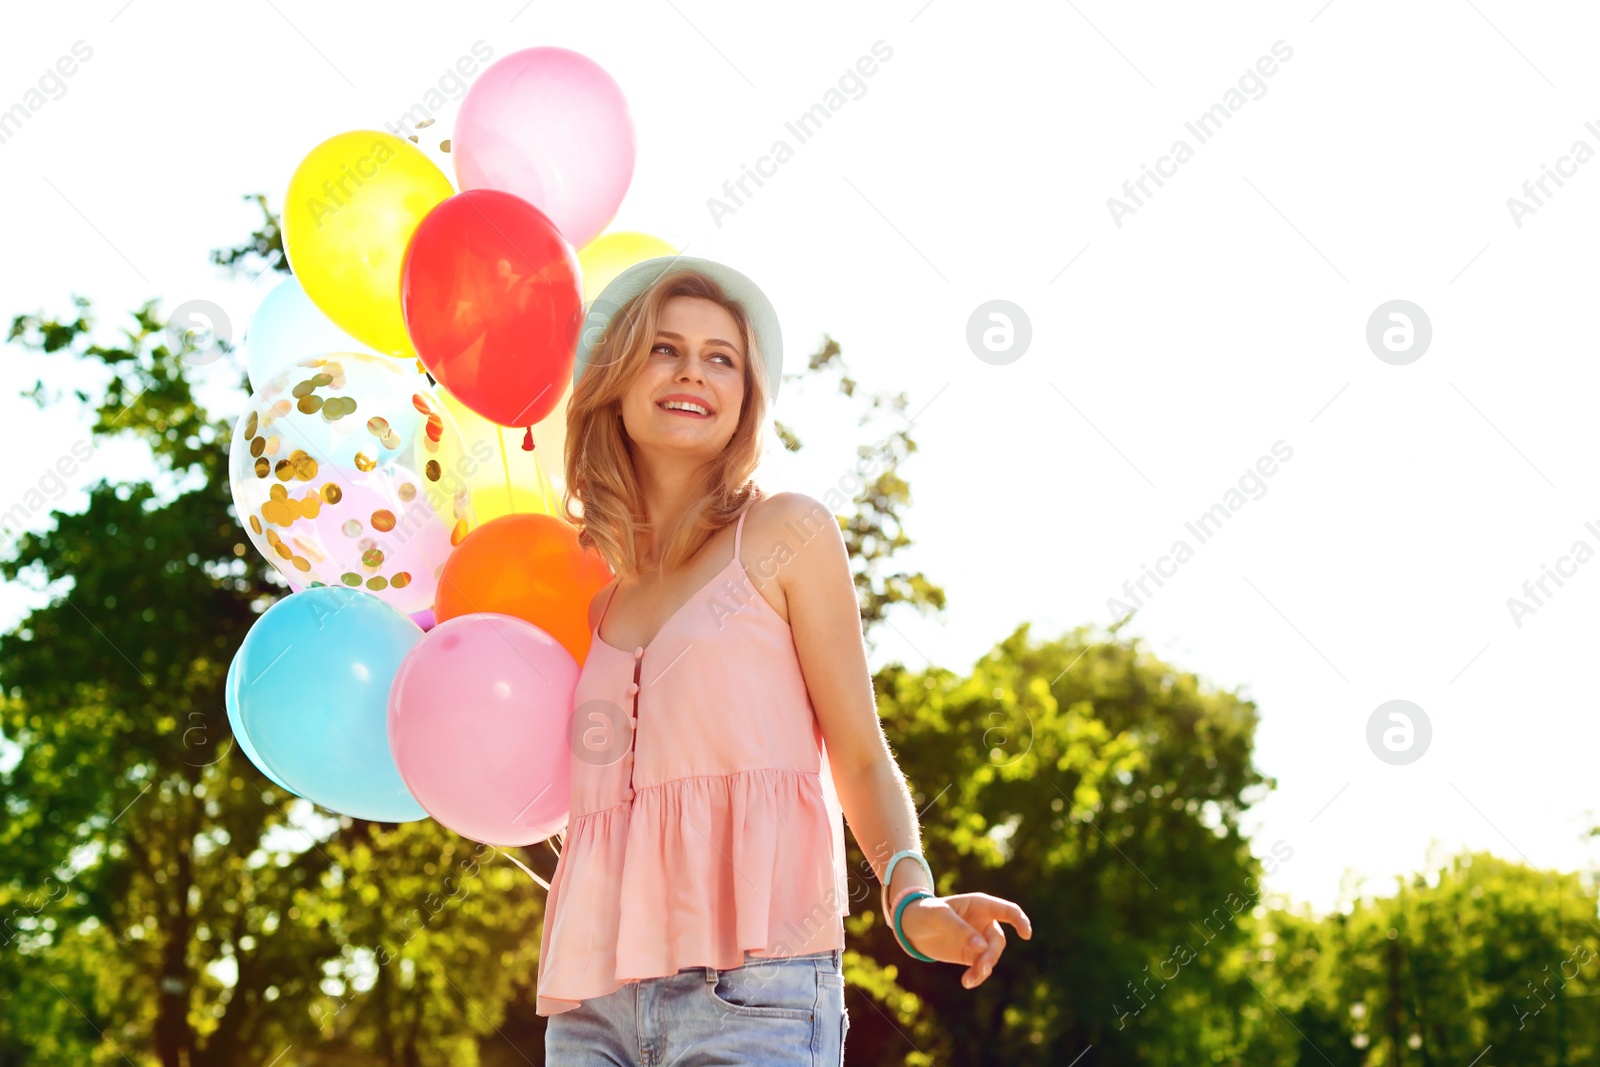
left=224, top=47, right=668, bottom=845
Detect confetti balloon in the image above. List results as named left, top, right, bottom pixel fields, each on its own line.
left=228, top=352, right=474, bottom=613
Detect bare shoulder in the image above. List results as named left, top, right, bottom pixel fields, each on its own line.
left=587, top=577, right=619, bottom=631
left=747, top=491, right=844, bottom=566
left=750, top=491, right=837, bottom=537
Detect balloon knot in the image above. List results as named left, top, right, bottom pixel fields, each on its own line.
left=521, top=426, right=535, bottom=451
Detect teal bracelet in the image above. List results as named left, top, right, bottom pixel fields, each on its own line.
left=882, top=850, right=935, bottom=900
left=893, top=889, right=937, bottom=962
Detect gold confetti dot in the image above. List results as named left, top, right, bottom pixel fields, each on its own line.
left=391, top=572, right=411, bottom=588
left=297, top=395, right=324, bottom=415
left=451, top=519, right=469, bottom=546
left=342, top=520, right=363, bottom=537
left=245, top=411, right=259, bottom=437
left=425, top=460, right=440, bottom=481
left=274, top=459, right=295, bottom=481
left=273, top=541, right=292, bottom=560
left=439, top=138, right=451, bottom=153
left=322, top=483, right=342, bottom=504
left=354, top=449, right=377, bottom=473
left=381, top=431, right=402, bottom=450
left=398, top=483, right=417, bottom=502
left=368, top=416, right=391, bottom=436
left=249, top=515, right=262, bottom=535
left=290, top=555, right=311, bottom=572
left=362, top=547, right=385, bottom=569
left=254, top=457, right=270, bottom=479
left=341, top=572, right=362, bottom=587
left=371, top=510, right=396, bottom=532
left=249, top=435, right=265, bottom=458
left=312, top=373, right=332, bottom=387
left=366, top=576, right=388, bottom=591
left=265, top=528, right=282, bottom=545
left=289, top=451, right=317, bottom=481
left=411, top=394, right=432, bottom=415
left=291, top=379, right=316, bottom=399
left=417, top=117, right=436, bottom=130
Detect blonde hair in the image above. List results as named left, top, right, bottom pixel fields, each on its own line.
left=561, top=270, right=770, bottom=581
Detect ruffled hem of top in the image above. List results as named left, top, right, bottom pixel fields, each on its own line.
left=535, top=766, right=848, bottom=1016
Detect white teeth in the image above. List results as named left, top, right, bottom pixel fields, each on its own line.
left=661, top=400, right=709, bottom=415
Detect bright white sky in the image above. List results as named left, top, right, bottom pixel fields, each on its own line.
left=4, top=0, right=1599, bottom=919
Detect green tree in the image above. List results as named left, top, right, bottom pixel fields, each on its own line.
left=1226, top=850, right=1600, bottom=1067
left=0, top=199, right=540, bottom=1067
left=839, top=622, right=1274, bottom=1065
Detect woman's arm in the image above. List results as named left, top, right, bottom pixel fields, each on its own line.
left=765, top=492, right=1031, bottom=988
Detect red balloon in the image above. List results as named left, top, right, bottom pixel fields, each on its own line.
left=401, top=188, right=583, bottom=427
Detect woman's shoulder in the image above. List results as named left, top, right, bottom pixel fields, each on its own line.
left=587, top=577, right=619, bottom=632
left=748, top=490, right=832, bottom=527
left=741, top=492, right=841, bottom=578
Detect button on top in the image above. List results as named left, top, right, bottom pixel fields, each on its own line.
left=625, top=681, right=640, bottom=696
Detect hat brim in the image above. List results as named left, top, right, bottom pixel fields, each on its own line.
left=571, top=255, right=783, bottom=403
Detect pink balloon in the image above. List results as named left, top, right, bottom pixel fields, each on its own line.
left=388, top=612, right=577, bottom=845
left=453, top=47, right=636, bottom=250
left=280, top=478, right=455, bottom=613
left=409, top=608, right=436, bottom=632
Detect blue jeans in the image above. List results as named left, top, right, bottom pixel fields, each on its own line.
left=544, top=948, right=849, bottom=1066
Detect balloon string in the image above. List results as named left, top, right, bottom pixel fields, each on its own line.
left=496, top=425, right=515, bottom=515
left=495, top=845, right=551, bottom=891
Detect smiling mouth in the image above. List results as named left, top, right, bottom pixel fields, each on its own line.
left=658, top=400, right=713, bottom=418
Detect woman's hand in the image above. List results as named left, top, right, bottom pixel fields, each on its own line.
left=897, top=892, right=1032, bottom=988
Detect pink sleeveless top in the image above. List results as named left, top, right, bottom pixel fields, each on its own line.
left=534, top=499, right=851, bottom=1016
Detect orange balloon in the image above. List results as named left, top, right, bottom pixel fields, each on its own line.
left=434, top=513, right=613, bottom=665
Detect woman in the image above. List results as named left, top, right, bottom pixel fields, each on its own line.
left=539, top=256, right=1031, bottom=1065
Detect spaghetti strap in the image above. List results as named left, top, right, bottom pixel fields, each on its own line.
left=733, top=499, right=754, bottom=558
left=596, top=580, right=621, bottom=631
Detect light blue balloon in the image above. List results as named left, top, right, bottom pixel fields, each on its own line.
left=245, top=276, right=374, bottom=393
left=236, top=586, right=427, bottom=822
left=225, top=647, right=299, bottom=795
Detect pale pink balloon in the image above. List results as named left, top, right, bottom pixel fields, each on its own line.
left=409, top=608, right=436, bottom=632
left=453, top=47, right=636, bottom=250
left=280, top=476, right=455, bottom=614
left=388, top=613, right=577, bottom=846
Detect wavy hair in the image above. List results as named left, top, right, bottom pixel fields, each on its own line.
left=561, top=269, right=770, bottom=582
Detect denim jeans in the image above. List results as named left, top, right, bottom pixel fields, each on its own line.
left=544, top=947, right=849, bottom=1066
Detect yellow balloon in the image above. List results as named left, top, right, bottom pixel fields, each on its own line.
left=577, top=231, right=679, bottom=306
left=470, top=485, right=547, bottom=526
left=283, top=131, right=454, bottom=361
left=436, top=383, right=570, bottom=522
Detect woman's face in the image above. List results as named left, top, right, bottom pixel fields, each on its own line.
left=618, top=295, right=747, bottom=458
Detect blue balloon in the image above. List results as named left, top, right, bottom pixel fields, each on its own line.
left=225, top=647, right=299, bottom=795
left=244, top=275, right=374, bottom=393
left=236, top=586, right=427, bottom=822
